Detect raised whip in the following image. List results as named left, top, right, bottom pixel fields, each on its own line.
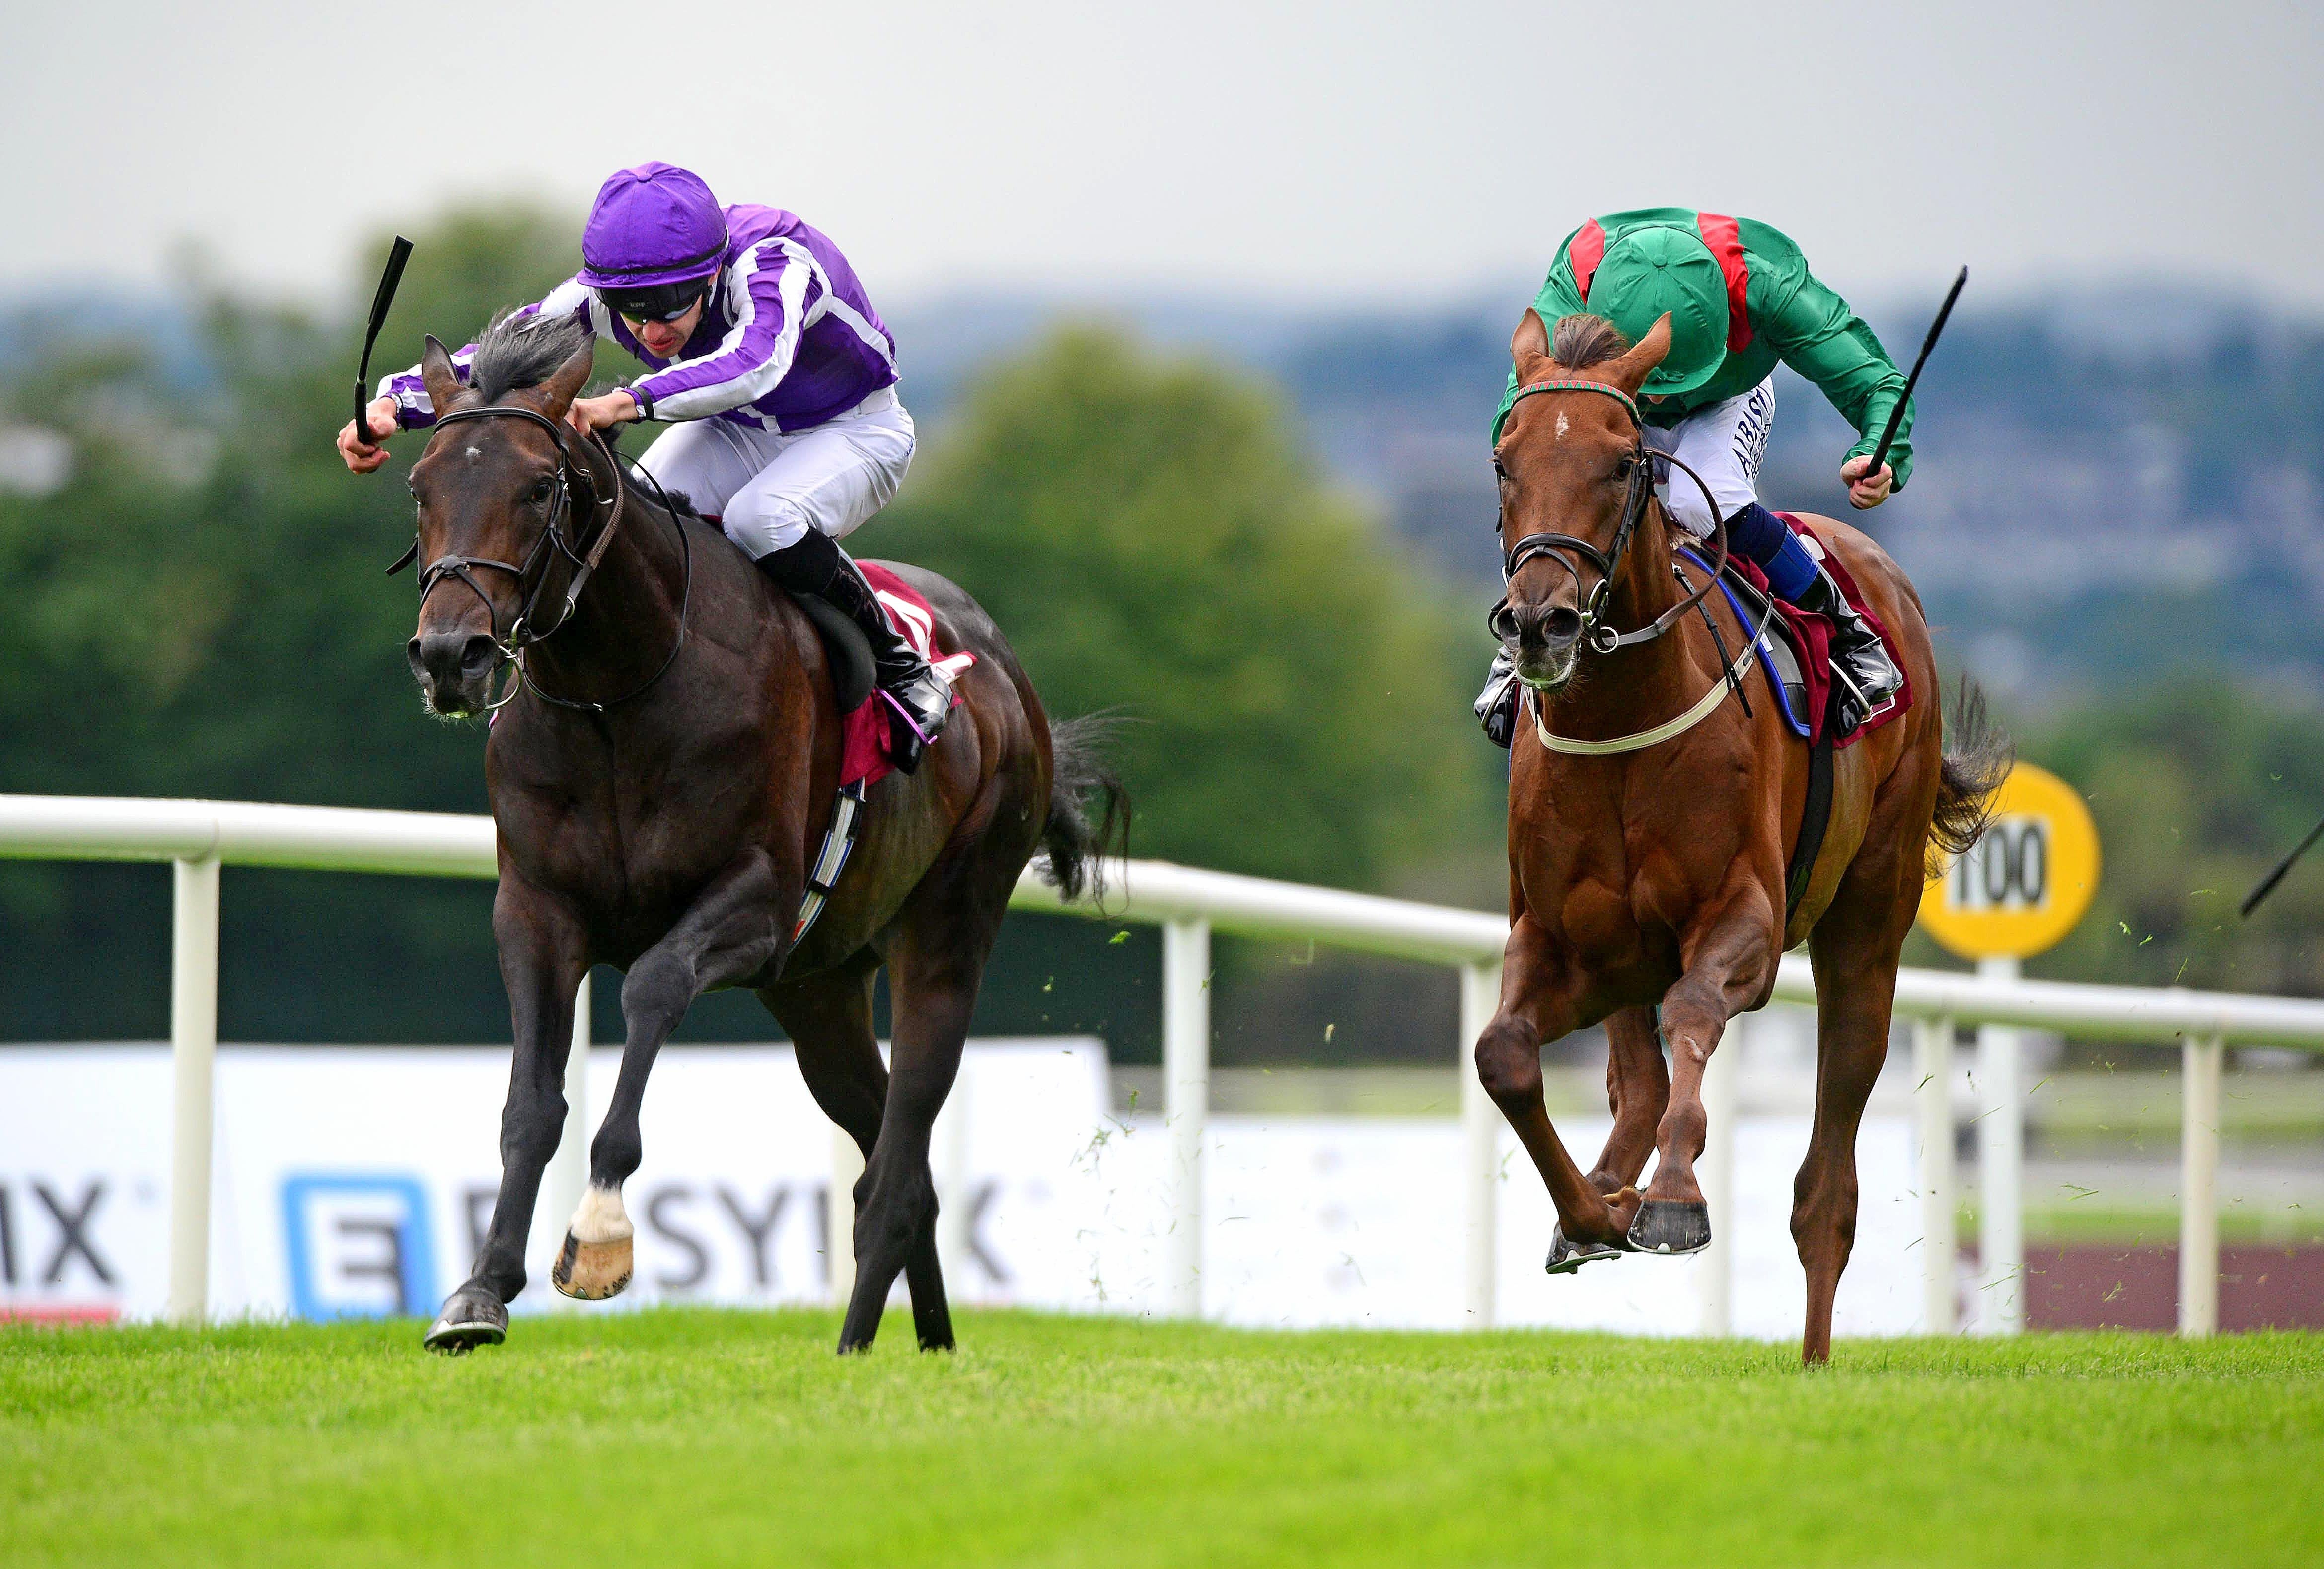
left=2240, top=807, right=2324, bottom=917
left=1866, top=265, right=1967, bottom=483
left=350, top=235, right=413, bottom=451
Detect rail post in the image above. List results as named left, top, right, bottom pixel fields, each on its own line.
left=1975, top=954, right=2024, bottom=1334
left=1696, top=1010, right=1740, bottom=1337
left=1915, top=1014, right=1959, bottom=1333
left=2179, top=1033, right=2223, bottom=1337
left=1458, top=959, right=1501, bottom=1327
left=1163, top=916, right=1210, bottom=1317
left=166, top=855, right=220, bottom=1324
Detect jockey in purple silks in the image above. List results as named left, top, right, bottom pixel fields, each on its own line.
left=339, top=162, right=952, bottom=761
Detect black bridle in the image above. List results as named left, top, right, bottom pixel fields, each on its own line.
left=1488, top=378, right=1733, bottom=658
left=388, top=403, right=693, bottom=715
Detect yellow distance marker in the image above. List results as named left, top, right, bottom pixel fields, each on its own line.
left=1918, top=761, right=2101, bottom=961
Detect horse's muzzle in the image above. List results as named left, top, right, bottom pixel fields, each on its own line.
left=409, top=630, right=500, bottom=715
left=1506, top=602, right=1583, bottom=691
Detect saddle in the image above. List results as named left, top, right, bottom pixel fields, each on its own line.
left=1677, top=544, right=1907, bottom=923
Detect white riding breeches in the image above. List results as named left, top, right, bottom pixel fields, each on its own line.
left=635, top=388, right=916, bottom=558
left=1644, top=377, right=1774, bottom=538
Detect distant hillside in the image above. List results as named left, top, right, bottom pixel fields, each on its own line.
left=890, top=283, right=2324, bottom=708
left=9, top=278, right=2320, bottom=707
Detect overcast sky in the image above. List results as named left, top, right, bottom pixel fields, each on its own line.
left=8, top=0, right=2321, bottom=313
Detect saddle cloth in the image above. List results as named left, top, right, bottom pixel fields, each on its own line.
left=1683, top=515, right=1911, bottom=749
left=842, top=563, right=976, bottom=789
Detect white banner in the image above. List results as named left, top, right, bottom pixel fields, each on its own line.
left=0, top=1043, right=1923, bottom=1337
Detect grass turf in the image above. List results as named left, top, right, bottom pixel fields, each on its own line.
left=4, top=1310, right=2319, bottom=1568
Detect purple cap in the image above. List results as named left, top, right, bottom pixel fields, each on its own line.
left=577, top=163, right=729, bottom=289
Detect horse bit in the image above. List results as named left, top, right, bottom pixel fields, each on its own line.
left=387, top=403, right=692, bottom=714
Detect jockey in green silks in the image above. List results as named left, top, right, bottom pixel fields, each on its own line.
left=1477, top=208, right=1911, bottom=745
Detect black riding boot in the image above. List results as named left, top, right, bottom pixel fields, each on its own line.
left=1794, top=561, right=1902, bottom=733
left=754, top=530, right=953, bottom=773
left=1474, top=647, right=1521, bottom=749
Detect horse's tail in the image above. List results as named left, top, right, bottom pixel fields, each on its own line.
left=1927, top=676, right=2013, bottom=881
left=1039, top=712, right=1133, bottom=904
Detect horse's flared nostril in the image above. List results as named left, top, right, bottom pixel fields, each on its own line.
left=458, top=633, right=498, bottom=676
left=1544, top=606, right=1583, bottom=647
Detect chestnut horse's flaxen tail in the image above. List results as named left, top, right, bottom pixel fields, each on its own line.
left=1927, top=677, right=2013, bottom=879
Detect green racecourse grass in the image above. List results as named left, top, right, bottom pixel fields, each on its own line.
left=4, top=1311, right=2320, bottom=1568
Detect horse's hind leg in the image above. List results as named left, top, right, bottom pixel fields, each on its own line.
left=558, top=851, right=791, bottom=1300
left=1584, top=1005, right=1668, bottom=1200
left=1794, top=875, right=1914, bottom=1365
left=761, top=955, right=956, bottom=1353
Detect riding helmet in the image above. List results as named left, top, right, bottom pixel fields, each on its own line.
left=579, top=162, right=729, bottom=320
left=1585, top=224, right=1730, bottom=398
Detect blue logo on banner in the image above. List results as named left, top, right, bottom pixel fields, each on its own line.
left=281, top=1174, right=436, bottom=1321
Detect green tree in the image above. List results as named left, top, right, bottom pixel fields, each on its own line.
left=877, top=323, right=1501, bottom=892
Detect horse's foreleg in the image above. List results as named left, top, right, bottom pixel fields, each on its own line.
left=1475, top=915, right=1632, bottom=1248
left=1633, top=897, right=1779, bottom=1256
left=424, top=881, right=587, bottom=1353
left=556, top=850, right=792, bottom=1301
left=1585, top=1005, right=1668, bottom=1199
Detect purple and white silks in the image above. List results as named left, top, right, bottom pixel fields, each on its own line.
left=378, top=206, right=898, bottom=434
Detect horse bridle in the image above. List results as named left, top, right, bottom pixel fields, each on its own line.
left=1488, top=377, right=1733, bottom=658
left=387, top=402, right=693, bottom=714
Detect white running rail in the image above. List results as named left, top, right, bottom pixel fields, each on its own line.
left=6, top=792, right=2321, bottom=1335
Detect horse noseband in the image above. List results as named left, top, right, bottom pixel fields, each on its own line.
left=1489, top=378, right=1731, bottom=658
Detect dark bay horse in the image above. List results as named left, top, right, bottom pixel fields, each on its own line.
left=397, top=312, right=1124, bottom=1354
left=1476, top=309, right=2007, bottom=1364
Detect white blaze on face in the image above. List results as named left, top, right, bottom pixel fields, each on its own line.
left=1555, top=412, right=1570, bottom=441
left=464, top=446, right=481, bottom=461
left=569, top=1183, right=633, bottom=1244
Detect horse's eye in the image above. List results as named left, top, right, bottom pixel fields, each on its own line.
left=530, top=477, right=555, bottom=504
left=1612, top=455, right=1635, bottom=483
left=1492, top=456, right=1510, bottom=482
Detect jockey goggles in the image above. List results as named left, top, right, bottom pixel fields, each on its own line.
left=601, top=277, right=712, bottom=324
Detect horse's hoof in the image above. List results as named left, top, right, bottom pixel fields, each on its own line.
left=1627, top=1199, right=1712, bottom=1256
left=1544, top=1225, right=1625, bottom=1275
left=423, top=1289, right=508, bottom=1355
left=552, top=1231, right=633, bottom=1300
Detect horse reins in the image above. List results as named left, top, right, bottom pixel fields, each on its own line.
left=1491, top=376, right=1773, bottom=754
left=390, top=404, right=694, bottom=715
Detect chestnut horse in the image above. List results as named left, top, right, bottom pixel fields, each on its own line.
left=1475, top=309, right=2006, bottom=1364
left=396, top=311, right=1125, bottom=1354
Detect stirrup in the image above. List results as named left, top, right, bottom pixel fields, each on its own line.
left=880, top=663, right=954, bottom=774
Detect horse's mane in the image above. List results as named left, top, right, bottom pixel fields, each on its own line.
left=469, top=309, right=593, bottom=403
left=1551, top=314, right=1629, bottom=370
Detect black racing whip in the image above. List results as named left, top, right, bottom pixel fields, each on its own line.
left=1864, top=265, right=1967, bottom=484
left=2240, top=808, right=2324, bottom=918
left=351, top=235, right=414, bottom=450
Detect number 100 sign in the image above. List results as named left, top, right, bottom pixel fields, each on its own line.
left=1917, top=761, right=2101, bottom=961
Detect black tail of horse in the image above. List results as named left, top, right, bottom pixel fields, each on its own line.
left=1040, top=713, right=1132, bottom=903
left=1927, top=676, right=2013, bottom=880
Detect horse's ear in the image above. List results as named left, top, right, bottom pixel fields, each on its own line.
left=537, top=337, right=597, bottom=419
left=420, top=335, right=466, bottom=419
left=1510, top=308, right=1552, bottom=376
left=1602, top=313, right=1672, bottom=395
